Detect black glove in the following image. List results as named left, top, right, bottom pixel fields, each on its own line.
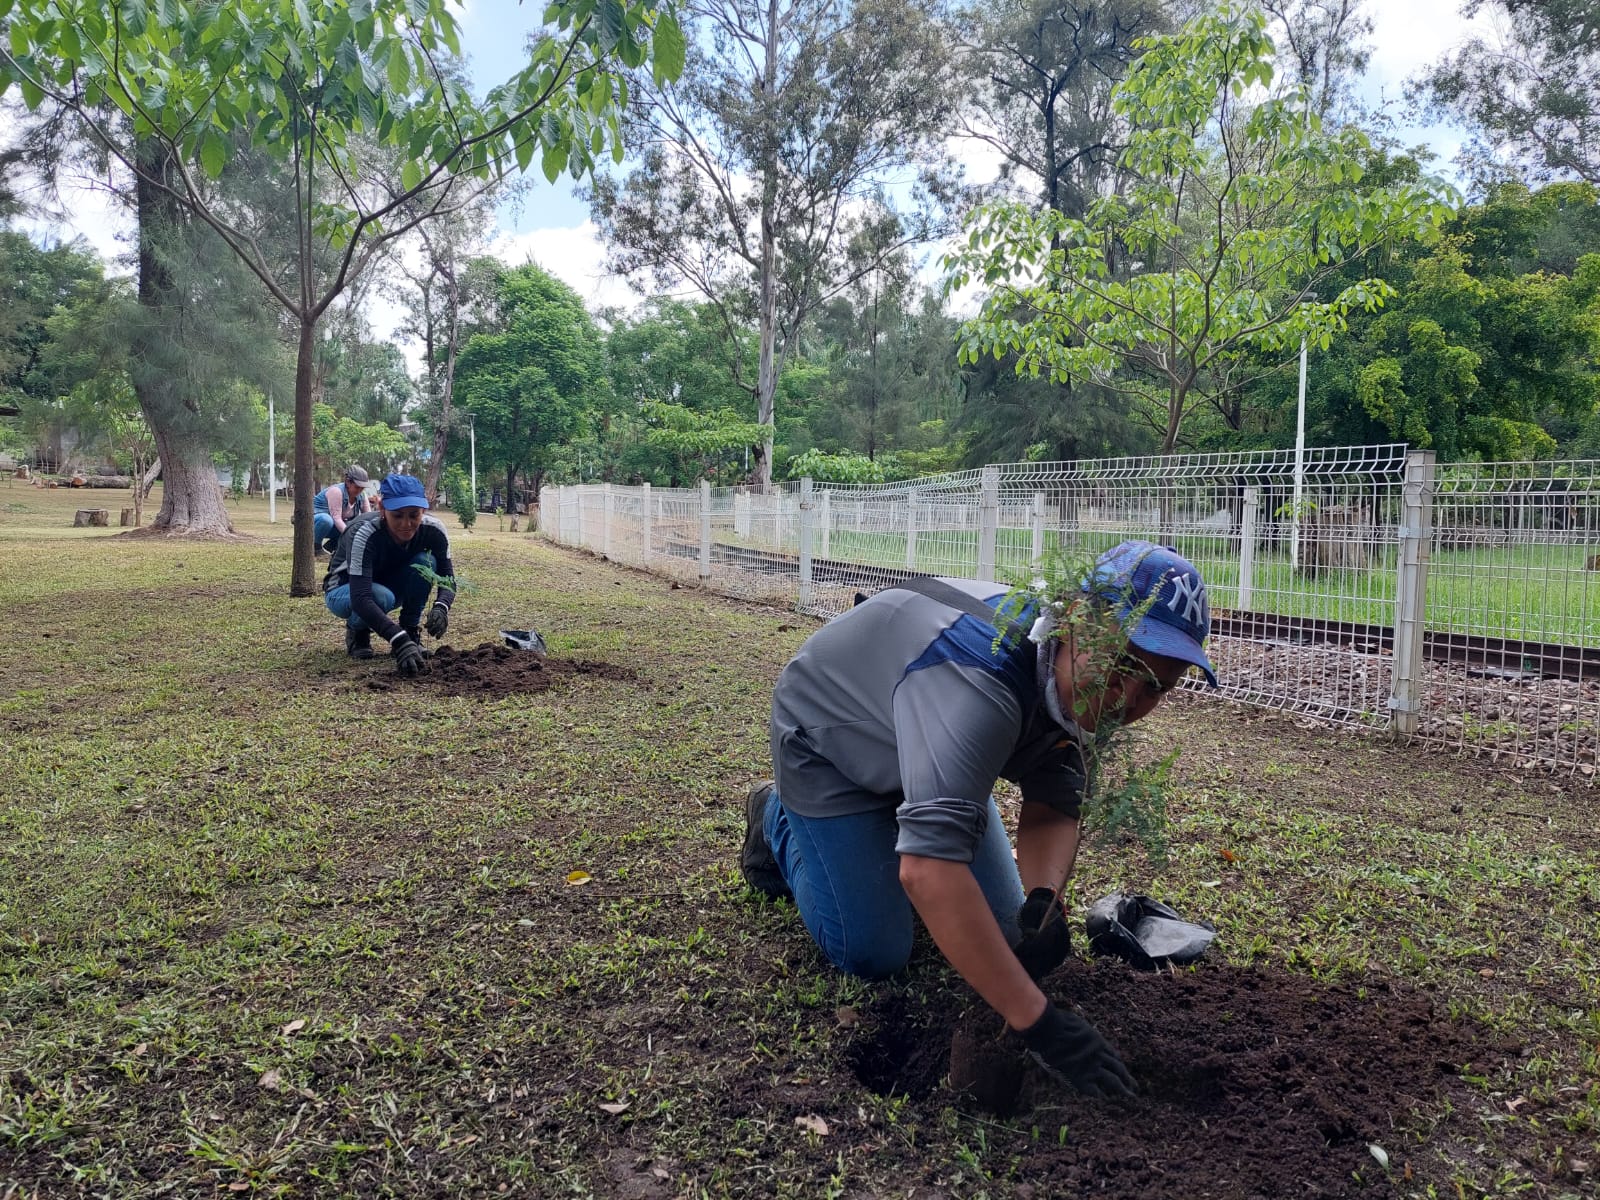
left=1014, top=887, right=1072, bottom=981
left=392, top=632, right=431, bottom=677
left=424, top=602, right=450, bottom=639
left=1017, top=1003, right=1136, bottom=1098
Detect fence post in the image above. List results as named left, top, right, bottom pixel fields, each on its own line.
left=774, top=491, right=786, bottom=550
left=978, top=465, right=1000, bottom=580
left=819, top=489, right=831, bottom=559
left=641, top=482, right=652, bottom=565
left=699, top=479, right=712, bottom=583
left=1238, top=486, right=1259, bottom=610
left=602, top=484, right=614, bottom=559
left=799, top=477, right=814, bottom=609
left=1390, top=451, right=1436, bottom=738
left=1029, top=492, right=1045, bottom=569
left=575, top=485, right=586, bottom=548
left=905, top=489, right=919, bottom=570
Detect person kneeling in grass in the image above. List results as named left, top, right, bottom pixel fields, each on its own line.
left=313, top=465, right=372, bottom=556
left=323, top=472, right=456, bottom=675
left=741, top=540, right=1217, bottom=1098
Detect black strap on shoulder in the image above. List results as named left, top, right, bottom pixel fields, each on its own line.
left=881, top=575, right=1032, bottom=645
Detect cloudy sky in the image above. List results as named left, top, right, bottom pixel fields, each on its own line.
left=32, top=0, right=1493, bottom=344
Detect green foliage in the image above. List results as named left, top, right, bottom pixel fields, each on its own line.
left=1418, top=0, right=1600, bottom=187
left=992, top=546, right=1176, bottom=865
left=440, top=464, right=476, bottom=529
left=456, top=264, right=602, bottom=502
left=310, top=403, right=412, bottom=479
left=783, top=449, right=886, bottom=484
left=946, top=3, right=1457, bottom=453
left=411, top=559, right=473, bottom=594
left=0, top=230, right=107, bottom=410
left=0, top=0, right=686, bottom=202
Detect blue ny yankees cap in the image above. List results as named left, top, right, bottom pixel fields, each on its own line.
left=1082, top=540, right=1218, bottom=687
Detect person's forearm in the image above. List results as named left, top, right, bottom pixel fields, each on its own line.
left=1016, top=804, right=1079, bottom=895
left=900, top=854, right=1047, bottom=1031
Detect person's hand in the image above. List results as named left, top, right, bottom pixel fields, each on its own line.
left=424, top=602, right=450, bottom=639
left=1014, top=887, right=1072, bottom=981
left=392, top=633, right=431, bottom=677
left=1017, top=1003, right=1136, bottom=1098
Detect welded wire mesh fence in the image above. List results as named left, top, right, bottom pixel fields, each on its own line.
left=542, top=447, right=1600, bottom=774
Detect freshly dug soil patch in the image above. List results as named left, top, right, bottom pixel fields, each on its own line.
left=371, top=642, right=639, bottom=698
left=847, top=959, right=1516, bottom=1199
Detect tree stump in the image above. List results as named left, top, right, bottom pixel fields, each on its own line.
left=509, top=515, right=522, bottom=533
left=73, top=508, right=109, bottom=527
left=120, top=507, right=138, bottom=527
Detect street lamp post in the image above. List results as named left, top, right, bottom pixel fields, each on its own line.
left=1291, top=336, right=1307, bottom=570
left=268, top=392, right=277, bottom=524
left=467, top=412, right=476, bottom=514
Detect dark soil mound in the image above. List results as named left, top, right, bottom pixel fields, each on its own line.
left=370, top=642, right=639, bottom=698
left=845, top=959, right=1515, bottom=1199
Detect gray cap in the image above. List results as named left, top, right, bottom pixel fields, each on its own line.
left=344, top=465, right=370, bottom=485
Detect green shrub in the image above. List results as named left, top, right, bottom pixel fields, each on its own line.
left=441, top=465, right=476, bottom=529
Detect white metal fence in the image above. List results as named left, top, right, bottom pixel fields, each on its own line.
left=542, top=447, right=1600, bottom=773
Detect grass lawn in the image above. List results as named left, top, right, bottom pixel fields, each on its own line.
left=791, top=524, right=1600, bottom=644
left=2, top=482, right=1598, bottom=1198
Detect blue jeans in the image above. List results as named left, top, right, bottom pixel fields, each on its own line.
left=312, top=512, right=338, bottom=552
left=764, top=790, right=1026, bottom=979
left=324, top=553, right=434, bottom=633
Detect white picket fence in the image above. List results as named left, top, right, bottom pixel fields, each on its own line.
left=542, top=446, right=1600, bottom=774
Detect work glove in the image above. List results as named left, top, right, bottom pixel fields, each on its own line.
left=391, top=632, right=431, bottom=677
left=1017, top=1003, right=1136, bottom=1099
left=1013, top=887, right=1073, bottom=981
left=424, top=602, right=450, bottom=639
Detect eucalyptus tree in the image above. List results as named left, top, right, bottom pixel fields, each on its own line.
left=946, top=4, right=1456, bottom=454
left=954, top=0, right=1167, bottom=217
left=1418, top=0, right=1600, bottom=186
left=390, top=199, right=499, bottom=504
left=1259, top=0, right=1372, bottom=120
left=2, top=0, right=685, bottom=593
left=588, top=0, right=959, bottom=492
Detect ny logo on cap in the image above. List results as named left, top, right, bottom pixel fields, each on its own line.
left=1166, top=571, right=1206, bottom=629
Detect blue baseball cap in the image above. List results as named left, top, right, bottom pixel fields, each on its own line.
left=1082, top=540, right=1218, bottom=687
left=378, top=473, right=429, bottom=512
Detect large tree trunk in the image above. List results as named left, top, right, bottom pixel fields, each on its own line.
left=133, top=140, right=234, bottom=537
left=145, top=424, right=232, bottom=533
left=290, top=317, right=318, bottom=596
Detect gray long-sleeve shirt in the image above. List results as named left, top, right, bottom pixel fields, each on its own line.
left=770, top=578, right=1088, bottom=863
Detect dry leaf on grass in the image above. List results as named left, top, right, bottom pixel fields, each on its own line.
left=795, top=1115, right=830, bottom=1136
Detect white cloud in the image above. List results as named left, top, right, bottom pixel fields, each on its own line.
left=1366, top=0, right=1492, bottom=90
left=488, top=220, right=640, bottom=313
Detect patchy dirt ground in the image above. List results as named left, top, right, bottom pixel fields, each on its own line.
left=850, top=957, right=1512, bottom=1199
left=368, top=640, right=641, bottom=697
left=4, top=533, right=1596, bottom=1199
